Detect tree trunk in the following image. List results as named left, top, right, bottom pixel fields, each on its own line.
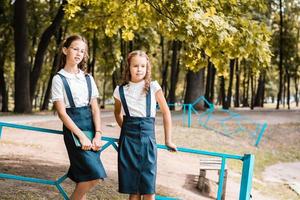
left=88, top=30, right=97, bottom=75
left=167, top=40, right=181, bottom=110
left=234, top=59, right=240, bottom=107
left=30, top=0, right=67, bottom=103
left=219, top=76, right=226, bottom=109
left=224, top=59, right=235, bottom=109
left=283, top=74, right=286, bottom=108
left=0, top=4, right=11, bottom=112
left=29, top=34, right=37, bottom=68
left=295, top=76, right=299, bottom=107
left=184, top=69, right=205, bottom=110
left=276, top=0, right=284, bottom=109
left=286, top=70, right=290, bottom=109
left=0, top=52, right=8, bottom=112
left=34, top=84, right=40, bottom=110
left=39, top=81, right=46, bottom=109
left=204, top=60, right=212, bottom=107
left=262, top=73, right=266, bottom=107
left=246, top=67, right=251, bottom=107
left=101, top=63, right=107, bottom=109
left=254, top=71, right=265, bottom=107
left=250, top=71, right=254, bottom=110
left=242, top=61, right=247, bottom=107
left=120, top=30, right=126, bottom=75
left=210, top=64, right=216, bottom=103
left=101, top=36, right=112, bottom=109
left=296, top=25, right=300, bottom=107
left=129, top=40, right=133, bottom=52
left=41, top=27, right=64, bottom=110
left=160, top=36, right=168, bottom=96
left=161, top=61, right=169, bottom=96
left=244, top=64, right=250, bottom=107
left=14, top=0, right=31, bottom=113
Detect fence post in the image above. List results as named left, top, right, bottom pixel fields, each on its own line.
left=188, top=104, right=192, bottom=128
left=254, top=123, right=267, bottom=147
left=239, top=154, right=255, bottom=200
left=182, top=104, right=187, bottom=127
left=217, top=157, right=226, bottom=200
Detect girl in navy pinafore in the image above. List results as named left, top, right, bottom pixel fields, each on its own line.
left=114, top=50, right=177, bottom=200
left=58, top=73, right=106, bottom=182
left=51, top=35, right=106, bottom=199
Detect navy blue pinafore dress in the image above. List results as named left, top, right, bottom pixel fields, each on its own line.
left=58, top=74, right=107, bottom=183
left=118, top=85, right=157, bottom=195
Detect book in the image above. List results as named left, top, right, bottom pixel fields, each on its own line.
left=71, top=130, right=95, bottom=147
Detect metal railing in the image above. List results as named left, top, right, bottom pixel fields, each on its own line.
left=0, top=121, right=254, bottom=200
left=165, top=96, right=267, bottom=147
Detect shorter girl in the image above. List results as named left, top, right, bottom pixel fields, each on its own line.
left=114, top=50, right=177, bottom=200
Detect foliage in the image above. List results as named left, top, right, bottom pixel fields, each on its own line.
left=63, top=0, right=272, bottom=76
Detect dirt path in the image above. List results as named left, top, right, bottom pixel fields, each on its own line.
left=263, top=162, right=300, bottom=184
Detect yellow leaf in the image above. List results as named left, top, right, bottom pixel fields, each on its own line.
left=205, top=48, right=212, bottom=57
left=122, top=29, right=134, bottom=41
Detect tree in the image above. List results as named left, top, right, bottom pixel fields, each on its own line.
left=30, top=0, right=67, bottom=104
left=272, top=0, right=300, bottom=109
left=41, top=27, right=65, bottom=111
left=14, top=0, right=31, bottom=113
left=234, top=59, right=240, bottom=107
left=204, top=60, right=215, bottom=106
left=224, top=59, right=235, bottom=109
left=184, top=69, right=205, bottom=109
left=276, top=0, right=284, bottom=109
left=168, top=40, right=181, bottom=109
left=0, top=0, right=13, bottom=112
left=56, top=0, right=272, bottom=111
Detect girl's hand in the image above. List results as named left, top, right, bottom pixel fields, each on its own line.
left=165, top=141, right=177, bottom=152
left=92, top=136, right=102, bottom=151
left=79, top=135, right=92, bottom=151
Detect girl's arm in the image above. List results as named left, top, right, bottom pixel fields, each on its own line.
left=156, top=89, right=177, bottom=151
left=54, top=101, right=92, bottom=150
left=90, top=98, right=103, bottom=151
left=114, top=98, right=123, bottom=127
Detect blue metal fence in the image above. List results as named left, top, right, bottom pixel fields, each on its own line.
left=166, top=96, right=267, bottom=147
left=0, top=121, right=254, bottom=200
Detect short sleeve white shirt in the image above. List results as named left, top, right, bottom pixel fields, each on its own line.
left=113, top=80, right=162, bottom=117
left=51, top=69, right=99, bottom=108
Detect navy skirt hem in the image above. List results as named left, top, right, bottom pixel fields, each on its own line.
left=68, top=173, right=107, bottom=183
left=118, top=190, right=155, bottom=195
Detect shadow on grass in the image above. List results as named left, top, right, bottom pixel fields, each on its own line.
left=0, top=156, right=126, bottom=200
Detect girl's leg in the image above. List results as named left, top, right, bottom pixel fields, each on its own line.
left=143, top=194, right=155, bottom=200
left=70, top=179, right=99, bottom=200
left=129, top=194, right=141, bottom=200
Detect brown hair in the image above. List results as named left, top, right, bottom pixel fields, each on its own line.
left=57, top=35, right=89, bottom=72
left=122, top=50, right=152, bottom=93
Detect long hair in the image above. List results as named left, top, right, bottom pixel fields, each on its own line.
left=57, top=35, right=89, bottom=72
left=122, top=50, right=152, bottom=93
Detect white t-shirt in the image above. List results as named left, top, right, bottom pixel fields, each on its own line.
left=113, top=80, right=162, bottom=117
left=51, top=69, right=99, bottom=108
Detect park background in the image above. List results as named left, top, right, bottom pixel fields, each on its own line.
left=0, top=0, right=300, bottom=200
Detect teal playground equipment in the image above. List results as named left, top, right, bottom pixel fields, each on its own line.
left=167, top=96, right=267, bottom=147
left=0, top=121, right=254, bottom=200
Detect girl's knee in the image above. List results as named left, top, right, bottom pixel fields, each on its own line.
left=129, top=194, right=141, bottom=200
left=90, top=179, right=100, bottom=187
left=143, top=194, right=155, bottom=200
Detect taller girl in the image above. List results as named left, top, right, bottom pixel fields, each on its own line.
left=51, top=35, right=106, bottom=200
left=114, top=50, right=177, bottom=200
